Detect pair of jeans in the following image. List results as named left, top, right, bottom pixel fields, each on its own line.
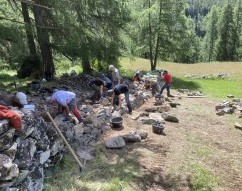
left=124, top=91, right=132, bottom=113
left=160, top=83, right=171, bottom=97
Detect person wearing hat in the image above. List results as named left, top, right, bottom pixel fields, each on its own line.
left=110, top=84, right=132, bottom=114
left=15, top=92, right=28, bottom=106
left=159, top=70, right=173, bottom=97
left=89, top=76, right=113, bottom=100
left=47, top=90, right=82, bottom=123
left=0, top=92, right=28, bottom=108
left=108, top=65, right=121, bottom=85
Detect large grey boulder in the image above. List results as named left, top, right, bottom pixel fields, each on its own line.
left=14, top=138, right=37, bottom=169
left=3, top=142, right=18, bottom=160
left=21, top=166, right=44, bottom=191
left=0, top=120, right=11, bottom=135
left=105, top=137, right=126, bottom=149
left=157, top=105, right=170, bottom=113
left=122, top=133, right=141, bottom=143
left=0, top=129, right=15, bottom=152
left=0, top=154, right=19, bottom=182
left=162, top=112, right=179, bottom=123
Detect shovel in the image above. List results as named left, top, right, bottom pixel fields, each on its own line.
left=45, top=110, right=84, bottom=175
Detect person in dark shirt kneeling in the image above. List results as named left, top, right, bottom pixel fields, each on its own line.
left=89, top=77, right=112, bottom=100
left=110, top=84, right=132, bottom=114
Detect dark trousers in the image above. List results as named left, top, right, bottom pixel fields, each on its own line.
left=160, top=83, right=171, bottom=97
left=124, top=92, right=132, bottom=113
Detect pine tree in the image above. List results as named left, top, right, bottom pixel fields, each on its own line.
left=234, top=0, right=242, bottom=60
left=216, top=3, right=237, bottom=61
left=202, top=6, right=219, bottom=61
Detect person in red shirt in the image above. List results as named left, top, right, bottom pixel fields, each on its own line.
left=159, top=70, right=173, bottom=97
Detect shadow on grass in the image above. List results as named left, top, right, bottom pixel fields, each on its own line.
left=0, top=73, right=17, bottom=90
left=0, top=73, right=31, bottom=92
left=45, top=140, right=195, bottom=191
left=0, top=73, right=16, bottom=80
left=172, top=76, right=201, bottom=91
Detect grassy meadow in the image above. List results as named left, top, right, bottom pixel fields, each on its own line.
left=120, top=57, right=242, bottom=99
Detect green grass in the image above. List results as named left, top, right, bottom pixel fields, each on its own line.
left=45, top=147, right=138, bottom=191
left=0, top=69, right=28, bottom=91
left=190, top=163, right=221, bottom=191
left=119, top=57, right=242, bottom=99
left=55, top=59, right=83, bottom=76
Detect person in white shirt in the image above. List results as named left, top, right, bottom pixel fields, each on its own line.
left=47, top=90, right=82, bottom=123
left=108, top=65, right=121, bottom=85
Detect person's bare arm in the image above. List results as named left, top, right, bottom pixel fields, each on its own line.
left=118, top=76, right=121, bottom=84
left=100, top=85, right=104, bottom=96
left=63, top=105, right=70, bottom=115
left=111, top=93, right=114, bottom=106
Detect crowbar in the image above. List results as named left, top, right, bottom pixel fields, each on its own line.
left=45, top=110, right=84, bottom=174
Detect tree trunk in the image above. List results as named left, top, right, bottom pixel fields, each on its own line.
left=21, top=2, right=37, bottom=57
left=153, top=0, right=163, bottom=71
left=81, top=46, right=92, bottom=74
left=148, top=0, right=155, bottom=71
left=32, top=1, right=55, bottom=80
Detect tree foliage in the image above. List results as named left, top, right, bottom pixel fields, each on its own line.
left=0, top=0, right=242, bottom=75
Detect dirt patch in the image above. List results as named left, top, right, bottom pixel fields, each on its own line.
left=101, top=95, right=242, bottom=191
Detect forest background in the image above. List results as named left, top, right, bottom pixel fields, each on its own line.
left=0, top=0, right=242, bottom=79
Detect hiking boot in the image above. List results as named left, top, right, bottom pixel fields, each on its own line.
left=128, top=111, right=132, bottom=115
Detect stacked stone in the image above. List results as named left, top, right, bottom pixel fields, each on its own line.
left=0, top=113, right=68, bottom=191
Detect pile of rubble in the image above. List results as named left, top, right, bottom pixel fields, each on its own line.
left=0, top=112, right=67, bottom=190
left=184, top=73, right=228, bottom=79
left=177, top=89, right=204, bottom=97
left=215, top=96, right=242, bottom=117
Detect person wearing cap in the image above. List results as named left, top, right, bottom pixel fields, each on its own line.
left=0, top=91, right=28, bottom=108
left=47, top=90, right=82, bottom=123
left=89, top=77, right=113, bottom=100
left=110, top=84, right=132, bottom=114
left=15, top=92, right=28, bottom=107
left=108, top=65, right=121, bottom=85
left=159, top=70, right=173, bottom=97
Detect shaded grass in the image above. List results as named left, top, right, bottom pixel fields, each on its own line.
left=0, top=69, right=29, bottom=92
left=45, top=147, right=138, bottom=191
left=45, top=143, right=193, bottom=191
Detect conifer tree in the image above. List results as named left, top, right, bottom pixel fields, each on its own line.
left=216, top=3, right=237, bottom=61
left=202, top=6, right=219, bottom=61
left=234, top=0, right=242, bottom=60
